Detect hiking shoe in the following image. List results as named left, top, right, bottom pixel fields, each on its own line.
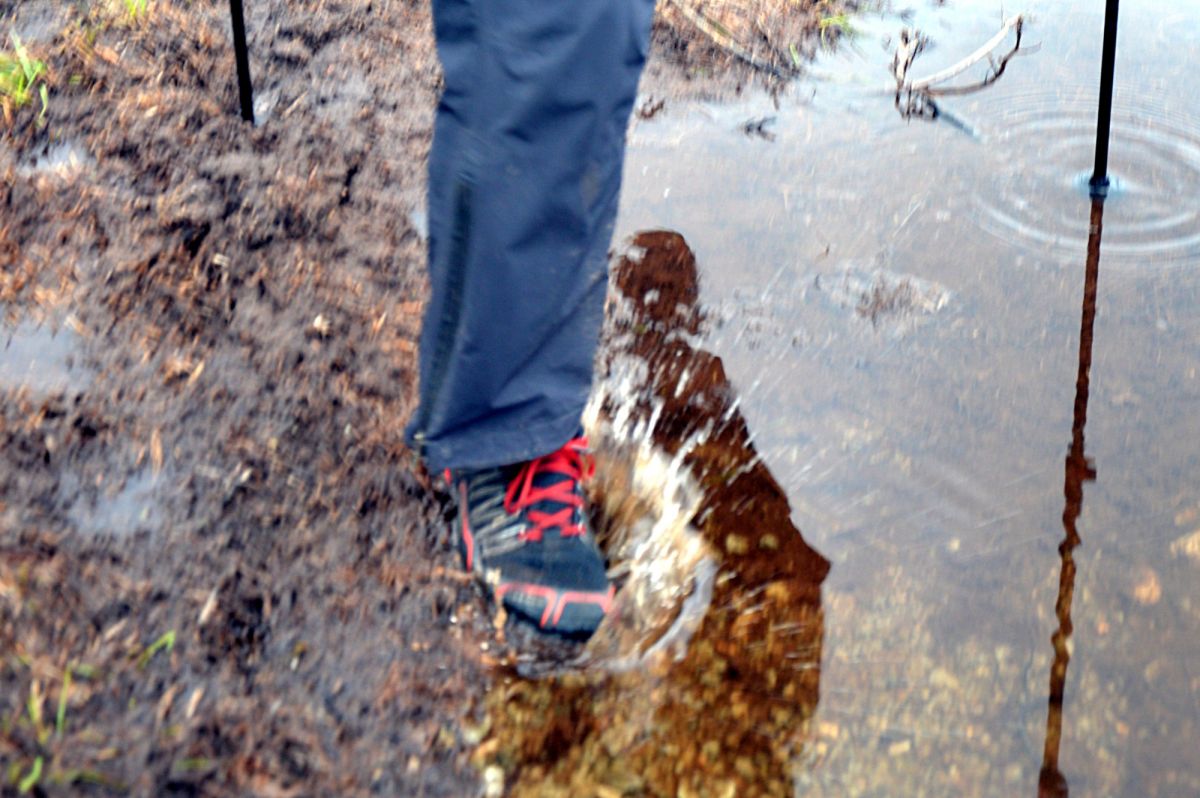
left=447, top=435, right=613, bottom=637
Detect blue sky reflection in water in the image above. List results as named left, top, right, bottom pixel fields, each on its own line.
left=615, top=0, right=1200, bottom=794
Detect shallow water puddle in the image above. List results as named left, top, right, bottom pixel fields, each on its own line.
left=483, top=0, right=1200, bottom=795
left=0, top=318, right=91, bottom=395
left=60, top=467, right=164, bottom=539
left=17, top=139, right=95, bottom=180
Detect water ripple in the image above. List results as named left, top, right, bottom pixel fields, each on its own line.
left=973, top=90, right=1200, bottom=269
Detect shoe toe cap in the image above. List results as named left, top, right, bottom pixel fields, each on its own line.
left=498, top=583, right=612, bottom=638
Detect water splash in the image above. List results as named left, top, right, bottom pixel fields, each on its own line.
left=475, top=231, right=829, bottom=797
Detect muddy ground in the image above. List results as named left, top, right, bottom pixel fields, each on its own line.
left=1, top=0, right=845, bottom=794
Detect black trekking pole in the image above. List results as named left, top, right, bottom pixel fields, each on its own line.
left=1089, top=0, right=1119, bottom=195
left=229, top=0, right=255, bottom=123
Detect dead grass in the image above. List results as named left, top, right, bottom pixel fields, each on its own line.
left=656, top=0, right=857, bottom=81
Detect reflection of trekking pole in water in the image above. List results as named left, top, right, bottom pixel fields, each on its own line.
left=1038, top=197, right=1102, bottom=798
left=1040, top=3, right=1118, bottom=792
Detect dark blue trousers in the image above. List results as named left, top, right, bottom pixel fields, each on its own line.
left=406, top=0, right=655, bottom=470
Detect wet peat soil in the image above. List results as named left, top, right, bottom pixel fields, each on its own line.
left=0, top=0, right=839, bottom=795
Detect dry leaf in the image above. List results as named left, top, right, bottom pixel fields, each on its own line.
left=150, top=428, right=163, bottom=473
left=1170, top=530, right=1200, bottom=564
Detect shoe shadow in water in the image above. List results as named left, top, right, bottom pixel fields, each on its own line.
left=476, top=230, right=830, bottom=797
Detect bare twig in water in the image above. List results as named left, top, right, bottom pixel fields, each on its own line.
left=636, top=96, right=665, bottom=120
left=894, top=14, right=1029, bottom=121
left=906, top=15, right=1024, bottom=93
left=741, top=115, right=777, bottom=140
left=891, top=27, right=928, bottom=90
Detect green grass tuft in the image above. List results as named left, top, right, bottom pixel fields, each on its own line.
left=122, top=0, right=150, bottom=21
left=137, top=630, right=176, bottom=669
left=26, top=681, right=50, bottom=745
left=17, top=757, right=43, bottom=795
left=0, top=32, right=49, bottom=124
left=56, top=665, right=73, bottom=738
left=818, top=12, right=859, bottom=47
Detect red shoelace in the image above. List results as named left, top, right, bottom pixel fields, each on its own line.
left=504, top=436, right=595, bottom=542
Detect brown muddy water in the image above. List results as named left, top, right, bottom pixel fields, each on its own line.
left=478, top=1, right=1200, bottom=797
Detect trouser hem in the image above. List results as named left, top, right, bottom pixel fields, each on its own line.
left=411, top=405, right=585, bottom=472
